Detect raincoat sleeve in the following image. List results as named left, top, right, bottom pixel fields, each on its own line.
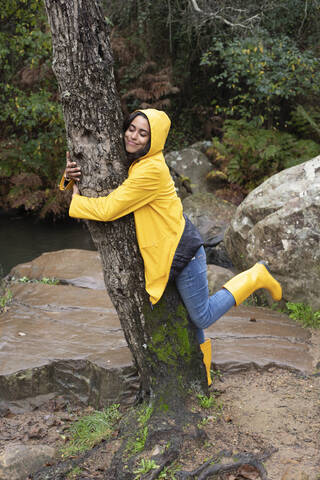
left=59, top=172, right=74, bottom=191
left=69, top=162, right=160, bottom=222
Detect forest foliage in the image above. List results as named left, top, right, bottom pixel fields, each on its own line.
left=1, top=0, right=320, bottom=217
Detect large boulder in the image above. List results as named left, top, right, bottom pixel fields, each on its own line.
left=224, top=156, right=320, bottom=309
left=182, top=192, right=236, bottom=268
left=166, top=147, right=213, bottom=193
left=183, top=192, right=236, bottom=241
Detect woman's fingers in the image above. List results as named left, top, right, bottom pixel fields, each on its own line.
left=65, top=152, right=81, bottom=180
left=66, top=167, right=81, bottom=180
left=68, top=165, right=81, bottom=173
left=66, top=153, right=79, bottom=169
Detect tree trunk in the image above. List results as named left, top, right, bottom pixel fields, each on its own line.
left=44, top=0, right=206, bottom=476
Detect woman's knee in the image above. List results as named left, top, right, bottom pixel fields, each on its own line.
left=189, top=311, right=214, bottom=330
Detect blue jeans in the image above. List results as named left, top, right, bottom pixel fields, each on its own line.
left=175, top=246, right=235, bottom=344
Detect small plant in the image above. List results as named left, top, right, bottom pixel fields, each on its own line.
left=196, top=393, right=216, bottom=409
left=196, top=394, right=223, bottom=420
left=126, top=425, right=148, bottom=456
left=133, top=458, right=159, bottom=479
left=0, top=266, right=12, bottom=311
left=67, top=466, right=82, bottom=479
left=124, top=403, right=154, bottom=458
left=211, top=368, right=222, bottom=381
left=17, top=276, right=59, bottom=285
left=203, top=441, right=213, bottom=449
left=158, top=461, right=182, bottom=479
left=18, top=276, right=31, bottom=283
left=0, top=288, right=12, bottom=310
left=40, top=276, right=59, bottom=285
left=286, top=302, right=320, bottom=329
left=198, top=416, right=210, bottom=427
left=61, top=404, right=121, bottom=457
left=138, top=404, right=153, bottom=425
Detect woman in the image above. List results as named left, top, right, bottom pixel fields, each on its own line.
left=60, top=108, right=282, bottom=386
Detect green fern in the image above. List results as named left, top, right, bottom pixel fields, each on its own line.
left=291, top=105, right=320, bottom=140
left=211, top=119, right=320, bottom=190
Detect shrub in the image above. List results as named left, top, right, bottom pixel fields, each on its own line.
left=201, top=34, right=320, bottom=127
left=0, top=0, right=67, bottom=218
left=210, top=119, right=320, bottom=190
left=286, top=302, right=320, bottom=329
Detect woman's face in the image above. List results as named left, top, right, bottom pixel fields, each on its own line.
left=124, top=115, right=150, bottom=155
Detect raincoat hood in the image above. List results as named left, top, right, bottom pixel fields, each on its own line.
left=136, top=109, right=171, bottom=160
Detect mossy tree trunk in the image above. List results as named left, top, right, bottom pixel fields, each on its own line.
left=44, top=0, right=207, bottom=477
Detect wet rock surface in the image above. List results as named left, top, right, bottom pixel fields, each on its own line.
left=209, top=306, right=313, bottom=373
left=0, top=248, right=317, bottom=418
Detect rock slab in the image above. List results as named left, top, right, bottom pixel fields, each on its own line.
left=0, top=249, right=315, bottom=410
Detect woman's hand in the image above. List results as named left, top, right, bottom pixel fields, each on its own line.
left=72, top=183, right=80, bottom=197
left=65, top=151, right=81, bottom=181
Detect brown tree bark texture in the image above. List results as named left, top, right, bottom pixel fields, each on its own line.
left=44, top=0, right=205, bottom=401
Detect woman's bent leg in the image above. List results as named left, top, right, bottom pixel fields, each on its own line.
left=175, top=246, right=235, bottom=334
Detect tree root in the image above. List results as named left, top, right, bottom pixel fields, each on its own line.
left=29, top=444, right=100, bottom=480
left=107, top=392, right=206, bottom=480
left=174, top=448, right=277, bottom=480
left=147, top=447, right=180, bottom=480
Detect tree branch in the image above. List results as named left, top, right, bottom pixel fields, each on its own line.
left=189, top=0, right=203, bottom=13
left=298, top=0, right=308, bottom=37
left=188, top=0, right=260, bottom=29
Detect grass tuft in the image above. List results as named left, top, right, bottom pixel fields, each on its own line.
left=61, top=404, right=121, bottom=457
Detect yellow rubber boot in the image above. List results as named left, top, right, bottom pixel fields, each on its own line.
left=223, top=261, right=282, bottom=306
left=200, top=339, right=212, bottom=387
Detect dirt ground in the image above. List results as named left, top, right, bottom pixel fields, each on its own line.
left=1, top=332, right=320, bottom=480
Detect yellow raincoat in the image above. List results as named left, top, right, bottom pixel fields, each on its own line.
left=65, top=109, right=185, bottom=304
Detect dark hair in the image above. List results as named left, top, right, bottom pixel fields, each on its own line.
left=123, top=111, right=151, bottom=162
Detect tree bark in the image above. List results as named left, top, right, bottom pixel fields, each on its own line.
left=44, top=0, right=206, bottom=476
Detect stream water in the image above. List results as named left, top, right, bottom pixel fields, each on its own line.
left=0, top=214, right=96, bottom=276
